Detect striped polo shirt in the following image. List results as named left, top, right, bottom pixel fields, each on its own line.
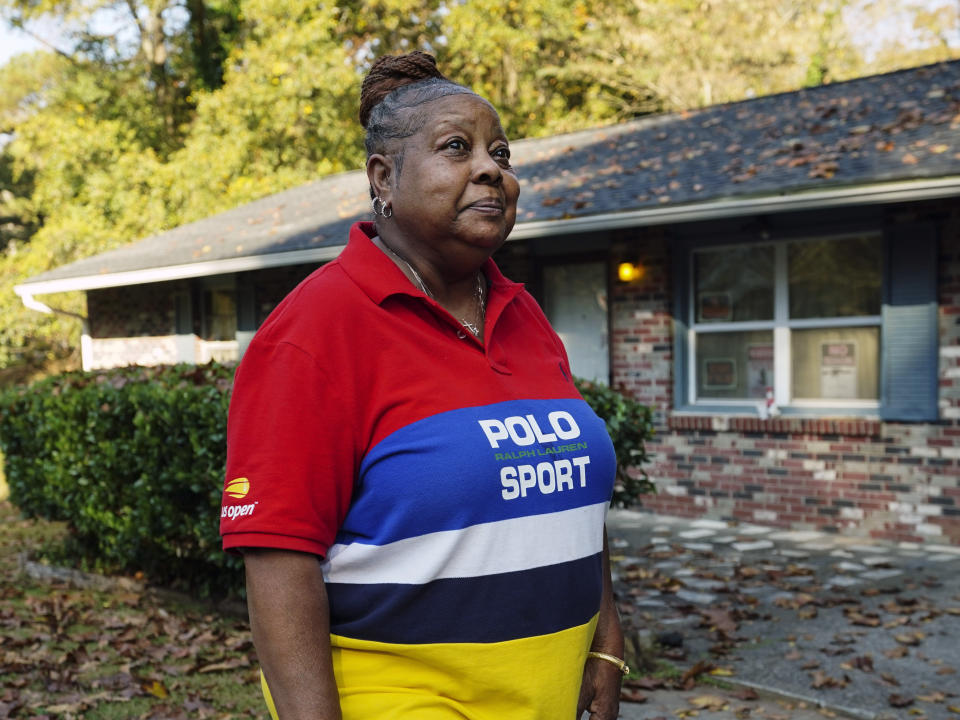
left=222, top=222, right=616, bottom=719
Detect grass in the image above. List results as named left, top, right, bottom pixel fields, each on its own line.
left=0, top=501, right=266, bottom=719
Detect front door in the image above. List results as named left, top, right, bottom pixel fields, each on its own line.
left=543, top=261, right=609, bottom=384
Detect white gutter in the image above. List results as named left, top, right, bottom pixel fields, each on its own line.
left=15, top=245, right=346, bottom=298
left=14, top=176, right=960, bottom=300
left=19, top=293, right=57, bottom=314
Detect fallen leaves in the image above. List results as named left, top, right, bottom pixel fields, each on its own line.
left=894, top=632, right=925, bottom=646
left=808, top=160, right=838, bottom=179
left=845, top=608, right=882, bottom=627
left=889, top=693, right=915, bottom=708
left=143, top=679, right=170, bottom=699
left=841, top=655, right=874, bottom=673
left=699, top=608, right=738, bottom=634
left=619, top=688, right=648, bottom=703
left=680, top=659, right=716, bottom=689
left=613, top=524, right=960, bottom=718
left=0, top=501, right=261, bottom=718
left=810, top=670, right=849, bottom=689
left=688, top=694, right=729, bottom=711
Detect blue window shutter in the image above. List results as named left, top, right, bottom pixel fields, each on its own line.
left=672, top=240, right=691, bottom=408
left=882, top=224, right=938, bottom=421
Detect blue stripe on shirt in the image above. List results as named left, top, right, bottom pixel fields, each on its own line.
left=327, top=552, right=603, bottom=644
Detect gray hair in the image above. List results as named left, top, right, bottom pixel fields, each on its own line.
left=364, top=77, right=480, bottom=159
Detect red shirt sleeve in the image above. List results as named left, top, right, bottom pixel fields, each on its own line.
left=220, top=338, right=358, bottom=557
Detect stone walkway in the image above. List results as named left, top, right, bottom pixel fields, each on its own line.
left=606, top=510, right=960, bottom=720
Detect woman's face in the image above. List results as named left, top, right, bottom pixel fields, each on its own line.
left=378, top=93, right=520, bottom=268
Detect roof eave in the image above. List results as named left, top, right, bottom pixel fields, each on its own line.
left=14, top=244, right=347, bottom=299
left=15, top=176, right=960, bottom=300
left=509, top=176, right=960, bottom=239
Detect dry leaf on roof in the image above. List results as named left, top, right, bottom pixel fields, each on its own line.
left=809, top=161, right=838, bottom=179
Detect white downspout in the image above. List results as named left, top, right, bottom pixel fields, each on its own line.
left=15, top=289, right=93, bottom=371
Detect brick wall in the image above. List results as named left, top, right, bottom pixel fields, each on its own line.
left=611, top=213, right=960, bottom=545
left=610, top=228, right=673, bottom=426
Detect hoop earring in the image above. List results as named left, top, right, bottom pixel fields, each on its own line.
left=372, top=196, right=393, bottom=218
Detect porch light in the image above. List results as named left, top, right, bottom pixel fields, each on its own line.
left=618, top=262, right=644, bottom=283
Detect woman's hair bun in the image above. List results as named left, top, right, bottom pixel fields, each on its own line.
left=359, top=51, right=447, bottom=128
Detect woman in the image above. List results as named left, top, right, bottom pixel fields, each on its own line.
left=220, top=51, right=625, bottom=720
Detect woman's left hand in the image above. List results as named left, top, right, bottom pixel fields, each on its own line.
left=576, top=656, right=622, bottom=719
left=577, top=527, right=624, bottom=719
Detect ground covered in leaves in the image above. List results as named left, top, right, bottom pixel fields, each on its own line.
left=0, top=502, right=263, bottom=719
left=610, top=519, right=960, bottom=720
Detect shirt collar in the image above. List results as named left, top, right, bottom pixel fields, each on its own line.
left=339, top=221, right=524, bottom=306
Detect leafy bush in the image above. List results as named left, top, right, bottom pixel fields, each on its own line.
left=575, top=378, right=656, bottom=507
left=0, top=364, right=655, bottom=598
left=0, top=363, right=240, bottom=597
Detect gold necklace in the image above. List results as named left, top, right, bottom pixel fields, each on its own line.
left=381, top=240, right=486, bottom=338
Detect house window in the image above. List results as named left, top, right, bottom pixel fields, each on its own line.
left=689, top=235, right=883, bottom=409
left=202, top=288, right=237, bottom=341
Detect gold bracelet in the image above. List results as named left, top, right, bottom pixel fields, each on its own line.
left=587, top=651, right=630, bottom=675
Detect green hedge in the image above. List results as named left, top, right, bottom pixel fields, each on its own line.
left=0, top=364, right=654, bottom=597
left=0, top=364, right=240, bottom=596
left=574, top=378, right=656, bottom=507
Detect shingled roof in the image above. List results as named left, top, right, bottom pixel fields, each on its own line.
left=17, top=60, right=960, bottom=295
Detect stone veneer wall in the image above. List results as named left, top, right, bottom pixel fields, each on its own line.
left=610, top=218, right=960, bottom=545
left=87, top=336, right=179, bottom=369
left=88, top=283, right=179, bottom=339
left=86, top=283, right=182, bottom=368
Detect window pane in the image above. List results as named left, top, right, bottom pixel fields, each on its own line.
left=788, top=237, right=881, bottom=318
left=203, top=289, right=237, bottom=341
left=694, top=246, right=774, bottom=323
left=792, top=327, right=879, bottom=400
left=696, top=331, right=774, bottom=399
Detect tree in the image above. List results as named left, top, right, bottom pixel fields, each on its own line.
left=439, top=0, right=619, bottom=138
left=1, top=0, right=243, bottom=151
left=160, top=0, right=364, bottom=217
left=563, top=0, right=862, bottom=115
left=0, top=0, right=955, bottom=381
left=842, top=0, right=960, bottom=75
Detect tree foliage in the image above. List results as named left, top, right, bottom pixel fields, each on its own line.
left=0, top=0, right=955, bottom=380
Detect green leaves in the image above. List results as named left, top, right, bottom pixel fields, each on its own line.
left=0, top=363, right=241, bottom=597
left=574, top=377, right=656, bottom=507
left=2, top=0, right=953, bottom=379
left=0, top=363, right=657, bottom=595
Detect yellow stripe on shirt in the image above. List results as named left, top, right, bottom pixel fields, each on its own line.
left=260, top=615, right=598, bottom=720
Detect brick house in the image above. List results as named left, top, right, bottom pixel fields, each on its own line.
left=16, top=61, right=960, bottom=544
